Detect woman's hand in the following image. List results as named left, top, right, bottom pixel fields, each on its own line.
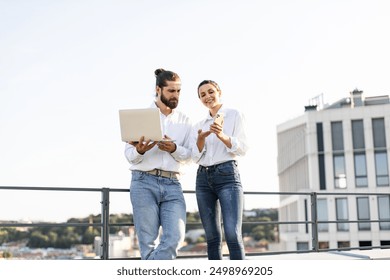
left=209, top=123, right=232, bottom=148
left=197, top=129, right=211, bottom=152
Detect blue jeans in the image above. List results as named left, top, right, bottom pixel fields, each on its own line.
left=130, top=171, right=186, bottom=260
left=196, top=160, right=245, bottom=260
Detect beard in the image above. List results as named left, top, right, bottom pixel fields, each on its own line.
left=160, top=92, right=179, bottom=109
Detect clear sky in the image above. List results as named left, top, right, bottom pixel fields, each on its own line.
left=1, top=0, right=390, bottom=222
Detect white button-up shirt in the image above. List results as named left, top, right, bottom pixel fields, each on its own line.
left=191, top=106, right=249, bottom=166
left=124, top=103, right=192, bottom=174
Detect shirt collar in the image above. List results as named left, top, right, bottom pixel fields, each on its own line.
left=206, top=104, right=224, bottom=119
left=150, top=102, right=175, bottom=117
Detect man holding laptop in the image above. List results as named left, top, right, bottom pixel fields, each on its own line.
left=124, top=68, right=192, bottom=260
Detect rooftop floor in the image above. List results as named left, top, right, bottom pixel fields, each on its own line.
left=245, top=249, right=390, bottom=260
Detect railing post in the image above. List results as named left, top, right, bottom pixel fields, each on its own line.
left=310, top=192, right=319, bottom=252
left=101, top=188, right=110, bottom=259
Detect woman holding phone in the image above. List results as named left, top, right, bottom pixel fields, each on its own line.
left=191, top=80, right=249, bottom=260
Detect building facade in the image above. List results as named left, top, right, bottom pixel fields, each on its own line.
left=277, top=89, right=390, bottom=251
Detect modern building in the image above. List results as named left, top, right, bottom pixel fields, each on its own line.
left=277, top=89, right=390, bottom=251
left=94, top=227, right=139, bottom=258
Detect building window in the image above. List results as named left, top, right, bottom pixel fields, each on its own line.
left=297, top=242, right=309, bottom=251
left=334, top=154, right=347, bottom=188
left=317, top=199, right=328, bottom=232
left=336, top=198, right=349, bottom=231
left=352, top=120, right=368, bottom=187
left=380, top=240, right=390, bottom=247
left=375, top=152, right=389, bottom=186
left=318, top=242, right=329, bottom=249
left=359, top=241, right=372, bottom=250
left=352, top=120, right=365, bottom=149
left=372, top=118, right=389, bottom=187
left=357, top=197, right=370, bottom=230
left=317, top=123, right=326, bottom=190
left=304, top=199, right=308, bottom=233
left=337, top=241, right=350, bottom=249
left=331, top=121, right=344, bottom=151
left=378, top=196, right=390, bottom=230
left=332, top=122, right=346, bottom=188
left=372, top=118, right=386, bottom=147
left=354, top=153, right=368, bottom=187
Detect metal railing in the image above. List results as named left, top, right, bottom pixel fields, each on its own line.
left=1, top=186, right=390, bottom=259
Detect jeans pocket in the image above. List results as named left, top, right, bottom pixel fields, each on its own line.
left=216, top=162, right=235, bottom=176
left=131, top=171, right=145, bottom=182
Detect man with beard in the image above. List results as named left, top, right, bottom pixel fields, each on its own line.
left=124, top=68, right=192, bottom=260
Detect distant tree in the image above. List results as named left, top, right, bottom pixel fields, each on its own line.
left=196, top=236, right=206, bottom=243
left=0, top=229, right=8, bottom=245
left=2, top=251, right=12, bottom=258
left=82, top=227, right=100, bottom=244
left=249, top=217, right=275, bottom=241
left=185, top=212, right=202, bottom=231
left=28, top=231, right=49, bottom=248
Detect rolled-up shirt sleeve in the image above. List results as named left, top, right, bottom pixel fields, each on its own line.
left=225, top=111, right=249, bottom=156
left=170, top=142, right=192, bottom=163
left=124, top=143, right=144, bottom=164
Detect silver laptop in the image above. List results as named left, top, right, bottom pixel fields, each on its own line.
left=119, top=108, right=164, bottom=142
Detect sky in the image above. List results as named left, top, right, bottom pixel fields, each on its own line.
left=1, top=0, right=390, bottom=222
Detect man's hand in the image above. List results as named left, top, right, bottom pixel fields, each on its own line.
left=129, top=136, right=157, bottom=155
left=157, top=135, right=176, bottom=153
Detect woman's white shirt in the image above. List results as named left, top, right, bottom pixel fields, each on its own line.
left=191, top=106, right=248, bottom=166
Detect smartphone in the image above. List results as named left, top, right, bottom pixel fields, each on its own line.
left=214, top=113, right=224, bottom=126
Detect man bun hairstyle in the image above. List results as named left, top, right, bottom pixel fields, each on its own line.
left=155, top=68, right=181, bottom=88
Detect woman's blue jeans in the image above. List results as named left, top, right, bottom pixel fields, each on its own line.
left=196, top=160, right=245, bottom=260
left=130, top=171, right=186, bottom=260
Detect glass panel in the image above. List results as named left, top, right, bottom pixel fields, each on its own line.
left=356, top=177, right=368, bottom=187
left=336, top=198, right=349, bottom=231
left=331, top=121, right=344, bottom=151
left=318, top=154, right=326, bottom=190
left=317, top=199, right=328, bottom=232
left=357, top=197, right=370, bottom=230
left=372, top=118, right=386, bottom=148
left=316, top=122, right=324, bottom=152
left=337, top=241, right=350, bottom=249
left=318, top=242, right=329, bottom=249
left=377, top=176, right=390, bottom=186
left=317, top=123, right=326, bottom=190
left=354, top=154, right=367, bottom=176
left=354, top=153, right=368, bottom=187
left=334, top=154, right=346, bottom=188
left=375, top=152, right=389, bottom=186
left=297, top=242, right=309, bottom=251
left=375, top=152, right=389, bottom=175
left=378, top=196, right=390, bottom=230
left=352, top=120, right=365, bottom=149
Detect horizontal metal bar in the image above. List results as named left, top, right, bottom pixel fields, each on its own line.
left=0, top=222, right=103, bottom=227
left=2, top=185, right=390, bottom=260
left=0, top=186, right=102, bottom=192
